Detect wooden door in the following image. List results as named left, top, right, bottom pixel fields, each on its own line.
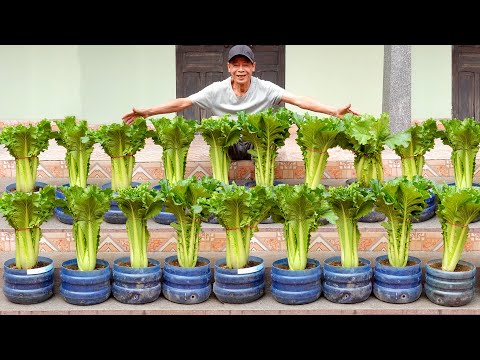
left=453, top=45, right=480, bottom=121
left=176, top=45, right=285, bottom=122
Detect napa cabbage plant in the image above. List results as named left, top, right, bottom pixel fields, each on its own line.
left=371, top=176, right=433, bottom=267
left=439, top=118, right=480, bottom=189
left=150, top=116, right=197, bottom=185
left=95, top=117, right=151, bottom=191
left=0, top=185, right=56, bottom=269
left=326, top=182, right=375, bottom=267
left=434, top=184, right=480, bottom=271
left=114, top=183, right=164, bottom=268
left=59, top=185, right=112, bottom=271
left=336, top=113, right=409, bottom=187
left=54, top=116, right=97, bottom=188
left=293, top=113, right=345, bottom=189
left=271, top=183, right=335, bottom=270
left=387, top=119, right=439, bottom=181
left=197, top=115, right=241, bottom=184
left=0, top=119, right=54, bottom=192
left=238, top=107, right=292, bottom=187
left=158, top=176, right=220, bottom=267
left=206, top=183, right=272, bottom=269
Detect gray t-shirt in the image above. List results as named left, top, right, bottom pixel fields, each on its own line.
left=188, top=77, right=285, bottom=118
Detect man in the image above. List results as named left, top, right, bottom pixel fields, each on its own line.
left=122, top=45, right=359, bottom=159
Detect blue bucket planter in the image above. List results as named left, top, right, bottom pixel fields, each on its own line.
left=162, top=255, right=212, bottom=304
left=151, top=184, right=177, bottom=225
left=112, top=256, right=162, bottom=304
left=213, top=255, right=265, bottom=304
left=59, top=258, right=112, bottom=305
left=102, top=182, right=141, bottom=224
left=425, top=259, right=476, bottom=307
left=271, top=257, right=322, bottom=305
left=6, top=181, right=48, bottom=193
left=323, top=256, right=373, bottom=304
left=3, top=256, right=54, bottom=304
left=373, top=255, right=422, bottom=304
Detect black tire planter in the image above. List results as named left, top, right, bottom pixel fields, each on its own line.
left=3, top=256, right=54, bottom=304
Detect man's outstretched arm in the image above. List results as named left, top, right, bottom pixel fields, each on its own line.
left=122, top=98, right=194, bottom=125
left=281, top=91, right=360, bottom=118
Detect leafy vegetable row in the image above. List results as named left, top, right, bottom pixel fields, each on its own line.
left=2, top=176, right=480, bottom=276
left=1, top=111, right=480, bottom=276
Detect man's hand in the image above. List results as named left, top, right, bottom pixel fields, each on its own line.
left=335, top=103, right=360, bottom=118
left=122, top=108, right=149, bottom=125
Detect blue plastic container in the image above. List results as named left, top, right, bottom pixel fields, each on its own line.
left=3, top=256, right=54, bottom=304
left=323, top=256, right=373, bottom=304
left=373, top=255, right=422, bottom=303
left=162, top=255, right=212, bottom=304
left=112, top=256, right=162, bottom=304
left=54, top=183, right=74, bottom=225
left=213, top=256, right=265, bottom=304
left=59, top=258, right=112, bottom=305
left=271, top=257, right=322, bottom=305
left=425, top=259, right=476, bottom=307
left=6, top=181, right=48, bottom=193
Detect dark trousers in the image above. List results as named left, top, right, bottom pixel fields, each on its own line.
left=228, top=140, right=253, bottom=160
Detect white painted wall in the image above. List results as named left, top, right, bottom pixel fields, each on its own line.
left=0, top=45, right=82, bottom=121
left=0, top=45, right=176, bottom=124
left=411, top=45, right=452, bottom=120
left=285, top=45, right=384, bottom=116
left=78, top=45, right=175, bottom=123
left=0, top=45, right=454, bottom=124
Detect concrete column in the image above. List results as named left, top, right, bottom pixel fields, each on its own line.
left=382, top=45, right=411, bottom=134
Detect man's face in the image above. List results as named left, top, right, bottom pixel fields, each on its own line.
left=227, top=56, right=256, bottom=85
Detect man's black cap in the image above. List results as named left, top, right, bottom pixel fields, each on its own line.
left=228, top=45, right=255, bottom=63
